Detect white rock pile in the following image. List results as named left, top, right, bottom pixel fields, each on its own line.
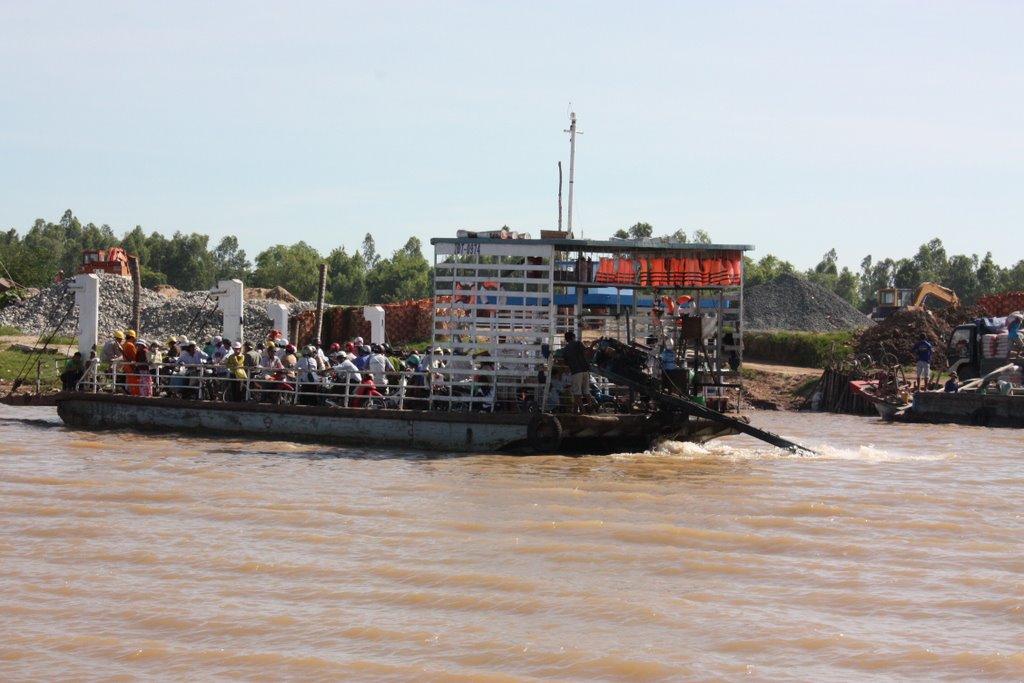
left=0, top=273, right=313, bottom=343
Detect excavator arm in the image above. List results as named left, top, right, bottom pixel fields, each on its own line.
left=911, top=282, right=959, bottom=308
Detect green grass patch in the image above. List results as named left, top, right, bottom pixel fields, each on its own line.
left=37, top=334, right=76, bottom=347
left=0, top=346, right=63, bottom=387
left=0, top=325, right=22, bottom=336
left=794, top=376, right=821, bottom=396
left=744, top=330, right=856, bottom=368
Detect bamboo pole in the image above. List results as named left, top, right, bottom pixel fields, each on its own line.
left=313, top=263, right=328, bottom=344
left=128, top=255, right=141, bottom=334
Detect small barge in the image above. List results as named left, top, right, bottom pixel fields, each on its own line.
left=901, top=390, right=1024, bottom=428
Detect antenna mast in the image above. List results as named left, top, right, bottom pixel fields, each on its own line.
left=564, top=111, right=581, bottom=237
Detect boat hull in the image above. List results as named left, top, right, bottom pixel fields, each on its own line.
left=902, top=391, right=1024, bottom=428
left=848, top=380, right=911, bottom=421
left=56, top=393, right=738, bottom=454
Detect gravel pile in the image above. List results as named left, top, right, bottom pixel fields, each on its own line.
left=744, top=274, right=873, bottom=332
left=0, top=274, right=313, bottom=343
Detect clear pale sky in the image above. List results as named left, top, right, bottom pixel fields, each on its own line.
left=2, top=1, right=1021, bottom=273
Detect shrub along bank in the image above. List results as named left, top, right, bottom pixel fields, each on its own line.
left=743, top=330, right=856, bottom=368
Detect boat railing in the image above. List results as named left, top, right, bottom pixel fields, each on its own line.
left=71, top=359, right=440, bottom=411
left=70, top=353, right=719, bottom=414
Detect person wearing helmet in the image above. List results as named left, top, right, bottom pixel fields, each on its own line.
left=223, top=340, right=247, bottom=401
left=255, top=339, right=287, bottom=403
left=352, top=372, right=383, bottom=408
left=294, top=344, right=321, bottom=404
left=274, top=338, right=289, bottom=361
left=120, top=330, right=139, bottom=395
left=367, top=343, right=389, bottom=388
left=99, top=330, right=125, bottom=389
left=387, top=349, right=404, bottom=373
left=330, top=347, right=360, bottom=377
left=281, top=344, right=298, bottom=383
left=330, top=342, right=341, bottom=353
left=176, top=340, right=209, bottom=399
left=201, top=336, right=218, bottom=358
left=161, top=338, right=180, bottom=391
left=352, top=344, right=369, bottom=372
left=402, top=352, right=430, bottom=409
left=312, top=341, right=329, bottom=371
left=147, top=340, right=164, bottom=393
left=210, top=337, right=229, bottom=368
left=242, top=341, right=261, bottom=378
left=260, top=342, right=281, bottom=376
left=133, top=340, right=153, bottom=397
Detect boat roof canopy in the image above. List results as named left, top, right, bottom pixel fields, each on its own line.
left=432, top=235, right=755, bottom=255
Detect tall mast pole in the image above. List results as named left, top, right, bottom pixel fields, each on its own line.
left=564, top=111, right=580, bottom=236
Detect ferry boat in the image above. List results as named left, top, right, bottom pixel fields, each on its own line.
left=57, top=113, right=812, bottom=454
left=55, top=231, right=810, bottom=454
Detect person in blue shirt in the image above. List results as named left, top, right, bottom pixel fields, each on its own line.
left=1007, top=311, right=1024, bottom=356
left=910, top=336, right=933, bottom=391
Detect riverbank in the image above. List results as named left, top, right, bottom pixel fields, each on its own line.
left=740, top=361, right=821, bottom=411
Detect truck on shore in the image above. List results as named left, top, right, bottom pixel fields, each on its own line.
left=946, top=317, right=1021, bottom=381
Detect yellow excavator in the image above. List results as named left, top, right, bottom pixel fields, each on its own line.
left=872, top=282, right=959, bottom=321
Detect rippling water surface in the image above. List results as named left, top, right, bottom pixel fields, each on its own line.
left=1, top=406, right=1021, bottom=682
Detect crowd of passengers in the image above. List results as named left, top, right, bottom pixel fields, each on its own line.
left=65, top=328, right=474, bottom=409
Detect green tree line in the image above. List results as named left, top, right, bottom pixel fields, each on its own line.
left=4, top=212, right=1022, bottom=312
left=0, top=210, right=431, bottom=304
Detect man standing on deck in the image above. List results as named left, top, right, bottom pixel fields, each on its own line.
left=1007, top=311, right=1024, bottom=356
left=121, top=330, right=139, bottom=395
left=911, top=335, right=933, bottom=392
left=100, top=330, right=125, bottom=389
left=562, top=330, right=591, bottom=413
